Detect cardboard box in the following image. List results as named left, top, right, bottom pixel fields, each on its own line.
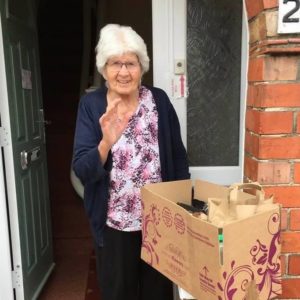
left=141, top=179, right=281, bottom=300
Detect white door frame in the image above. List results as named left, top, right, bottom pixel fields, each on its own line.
left=0, top=13, right=24, bottom=300
left=152, top=0, right=249, bottom=185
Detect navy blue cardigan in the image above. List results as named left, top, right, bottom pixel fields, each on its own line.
left=72, top=85, right=190, bottom=246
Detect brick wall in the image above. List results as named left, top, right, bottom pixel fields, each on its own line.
left=244, top=0, right=300, bottom=299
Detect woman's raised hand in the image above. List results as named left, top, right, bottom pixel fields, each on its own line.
left=99, top=98, right=132, bottom=149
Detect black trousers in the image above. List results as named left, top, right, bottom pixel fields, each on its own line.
left=96, top=226, right=173, bottom=300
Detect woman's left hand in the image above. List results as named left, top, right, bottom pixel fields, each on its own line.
left=99, top=98, right=132, bottom=148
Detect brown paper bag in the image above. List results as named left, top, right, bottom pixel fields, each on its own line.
left=207, top=197, right=236, bottom=226
left=208, top=182, right=274, bottom=225
left=229, top=182, right=264, bottom=205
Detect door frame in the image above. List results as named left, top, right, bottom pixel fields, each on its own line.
left=152, top=0, right=249, bottom=185
left=0, top=12, right=25, bottom=300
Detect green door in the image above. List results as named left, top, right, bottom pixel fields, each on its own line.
left=0, top=0, right=54, bottom=299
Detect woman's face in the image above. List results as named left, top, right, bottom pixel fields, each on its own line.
left=104, top=52, right=142, bottom=98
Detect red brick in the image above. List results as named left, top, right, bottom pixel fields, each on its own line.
left=264, top=186, right=300, bottom=208
left=263, top=0, right=278, bottom=9
left=245, top=134, right=300, bottom=160
left=247, top=83, right=300, bottom=108
left=279, top=278, right=300, bottom=298
left=290, top=209, right=300, bottom=230
left=245, top=0, right=264, bottom=19
left=249, top=13, right=268, bottom=44
left=258, top=162, right=290, bottom=184
left=244, top=156, right=258, bottom=181
left=281, top=209, right=288, bottom=231
left=259, top=136, right=300, bottom=159
left=294, top=163, right=300, bottom=183
left=244, top=131, right=259, bottom=157
left=288, top=255, right=300, bottom=275
left=265, top=56, right=299, bottom=81
left=246, top=109, right=293, bottom=134
left=281, top=232, right=300, bottom=253
left=259, top=111, right=293, bottom=134
left=244, top=160, right=291, bottom=185
left=246, top=109, right=259, bottom=131
left=245, top=0, right=278, bottom=19
left=247, top=85, right=255, bottom=107
left=247, top=84, right=257, bottom=107
left=248, top=56, right=299, bottom=82
left=248, top=57, right=264, bottom=82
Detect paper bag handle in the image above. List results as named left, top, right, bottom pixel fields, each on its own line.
left=229, top=182, right=262, bottom=191
left=229, top=182, right=264, bottom=204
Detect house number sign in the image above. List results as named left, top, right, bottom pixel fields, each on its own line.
left=278, top=0, right=300, bottom=33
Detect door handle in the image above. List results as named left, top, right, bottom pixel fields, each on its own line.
left=36, top=119, right=52, bottom=125
left=38, top=109, right=52, bottom=125
left=20, top=147, right=41, bottom=170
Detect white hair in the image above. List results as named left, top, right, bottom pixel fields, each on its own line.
left=95, top=24, right=150, bottom=75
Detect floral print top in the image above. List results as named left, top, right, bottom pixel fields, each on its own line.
left=106, top=86, right=162, bottom=231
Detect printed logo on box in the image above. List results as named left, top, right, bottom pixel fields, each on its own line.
left=162, top=207, right=173, bottom=227
left=174, top=213, right=185, bottom=234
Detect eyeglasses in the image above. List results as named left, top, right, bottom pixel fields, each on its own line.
left=106, top=61, right=140, bottom=72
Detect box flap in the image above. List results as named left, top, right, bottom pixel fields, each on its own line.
left=143, top=180, right=192, bottom=204
left=194, top=179, right=229, bottom=201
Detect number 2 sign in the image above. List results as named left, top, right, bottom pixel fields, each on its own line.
left=278, top=0, right=300, bottom=33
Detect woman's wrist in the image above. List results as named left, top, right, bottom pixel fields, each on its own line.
left=99, top=139, right=111, bottom=151
left=98, top=140, right=111, bottom=164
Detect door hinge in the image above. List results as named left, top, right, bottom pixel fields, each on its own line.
left=11, top=265, right=22, bottom=289
left=0, top=127, right=9, bottom=147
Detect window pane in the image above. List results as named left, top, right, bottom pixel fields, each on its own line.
left=187, top=0, right=242, bottom=166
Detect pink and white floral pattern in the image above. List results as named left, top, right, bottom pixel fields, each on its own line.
left=106, top=86, right=162, bottom=231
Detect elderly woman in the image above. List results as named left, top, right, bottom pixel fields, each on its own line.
left=73, top=24, right=190, bottom=300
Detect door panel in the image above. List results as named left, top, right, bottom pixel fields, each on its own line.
left=0, top=0, right=54, bottom=298
left=152, top=0, right=248, bottom=184
left=6, top=0, right=34, bottom=28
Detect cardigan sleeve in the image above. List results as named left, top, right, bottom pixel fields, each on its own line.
left=150, top=85, right=190, bottom=181
left=168, top=99, right=190, bottom=180
left=72, top=93, right=112, bottom=184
